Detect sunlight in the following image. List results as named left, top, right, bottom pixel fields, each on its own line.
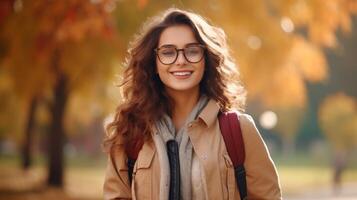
left=247, top=35, right=262, bottom=50
left=280, top=17, right=294, bottom=33
left=259, top=110, right=278, bottom=130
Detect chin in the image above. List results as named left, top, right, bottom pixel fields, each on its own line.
left=166, top=84, right=200, bottom=93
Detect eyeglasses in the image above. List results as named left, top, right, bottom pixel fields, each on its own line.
left=154, top=44, right=205, bottom=65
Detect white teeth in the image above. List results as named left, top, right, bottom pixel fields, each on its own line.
left=172, top=71, right=192, bottom=76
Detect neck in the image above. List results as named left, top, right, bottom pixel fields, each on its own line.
left=166, top=87, right=200, bottom=130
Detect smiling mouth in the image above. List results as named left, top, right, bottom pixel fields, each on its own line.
left=170, top=71, right=193, bottom=76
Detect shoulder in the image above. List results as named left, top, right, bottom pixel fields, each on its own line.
left=226, top=111, right=257, bottom=132
left=219, top=110, right=262, bottom=144
left=236, top=112, right=255, bottom=127
left=219, top=111, right=258, bottom=135
left=233, top=112, right=282, bottom=198
left=233, top=111, right=266, bottom=148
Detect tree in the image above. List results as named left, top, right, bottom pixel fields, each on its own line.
left=185, top=0, right=357, bottom=151
left=318, top=93, right=357, bottom=192
left=1, top=0, right=119, bottom=187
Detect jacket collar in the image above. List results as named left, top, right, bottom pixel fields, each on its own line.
left=198, top=99, right=220, bottom=127
left=150, top=99, right=221, bottom=132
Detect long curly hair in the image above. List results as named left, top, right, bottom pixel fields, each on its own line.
left=103, top=8, right=246, bottom=152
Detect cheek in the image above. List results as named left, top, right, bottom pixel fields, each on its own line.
left=156, top=59, right=163, bottom=74
left=197, top=61, right=205, bottom=80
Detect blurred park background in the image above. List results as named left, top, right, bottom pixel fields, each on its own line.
left=0, top=0, right=357, bottom=199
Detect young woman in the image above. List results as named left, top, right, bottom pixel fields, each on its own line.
left=103, top=8, right=282, bottom=200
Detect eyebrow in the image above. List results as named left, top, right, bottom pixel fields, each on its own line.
left=158, top=42, right=201, bottom=49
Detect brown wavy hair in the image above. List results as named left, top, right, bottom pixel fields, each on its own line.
left=103, top=8, right=246, bottom=152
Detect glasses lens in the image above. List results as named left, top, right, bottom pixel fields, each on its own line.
left=158, top=47, right=177, bottom=64
left=184, top=46, right=204, bottom=63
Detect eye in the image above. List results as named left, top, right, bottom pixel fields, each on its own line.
left=160, top=48, right=176, bottom=56
left=186, top=46, right=202, bottom=55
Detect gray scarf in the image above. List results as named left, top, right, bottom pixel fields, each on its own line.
left=155, top=96, right=209, bottom=200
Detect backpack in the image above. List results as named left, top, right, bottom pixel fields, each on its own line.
left=126, top=111, right=247, bottom=199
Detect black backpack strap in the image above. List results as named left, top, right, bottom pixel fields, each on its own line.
left=126, top=137, right=144, bottom=184
left=127, top=158, right=136, bottom=184
left=235, top=165, right=248, bottom=200
left=219, top=111, right=247, bottom=200
left=166, top=140, right=181, bottom=200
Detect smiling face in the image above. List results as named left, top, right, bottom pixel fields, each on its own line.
left=156, top=25, right=205, bottom=96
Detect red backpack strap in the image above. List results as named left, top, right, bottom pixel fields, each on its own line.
left=125, top=137, right=144, bottom=183
left=218, top=111, right=247, bottom=199
left=125, top=137, right=144, bottom=161
left=218, top=111, right=245, bottom=166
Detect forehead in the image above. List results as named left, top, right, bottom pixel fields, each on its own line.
left=158, top=25, right=198, bottom=48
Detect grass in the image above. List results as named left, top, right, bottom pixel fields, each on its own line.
left=0, top=155, right=106, bottom=200
left=1, top=154, right=357, bottom=199
left=273, top=153, right=357, bottom=196
left=278, top=165, right=357, bottom=195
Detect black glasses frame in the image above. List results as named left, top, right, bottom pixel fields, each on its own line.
left=154, top=44, right=206, bottom=65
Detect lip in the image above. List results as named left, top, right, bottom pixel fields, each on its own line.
left=170, top=70, right=193, bottom=79
left=169, top=69, right=194, bottom=73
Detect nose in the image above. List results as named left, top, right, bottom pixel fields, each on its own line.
left=175, top=50, right=187, bottom=65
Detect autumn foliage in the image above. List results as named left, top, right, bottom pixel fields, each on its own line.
left=0, top=0, right=356, bottom=190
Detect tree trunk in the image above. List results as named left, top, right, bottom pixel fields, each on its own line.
left=332, top=151, right=347, bottom=194
left=21, top=96, right=38, bottom=170
left=47, top=73, right=68, bottom=187
left=47, top=49, right=69, bottom=187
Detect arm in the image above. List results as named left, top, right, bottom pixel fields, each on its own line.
left=103, top=143, right=132, bottom=200
left=239, top=114, right=282, bottom=200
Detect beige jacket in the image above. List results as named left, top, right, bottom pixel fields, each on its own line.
left=103, top=100, right=282, bottom=200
